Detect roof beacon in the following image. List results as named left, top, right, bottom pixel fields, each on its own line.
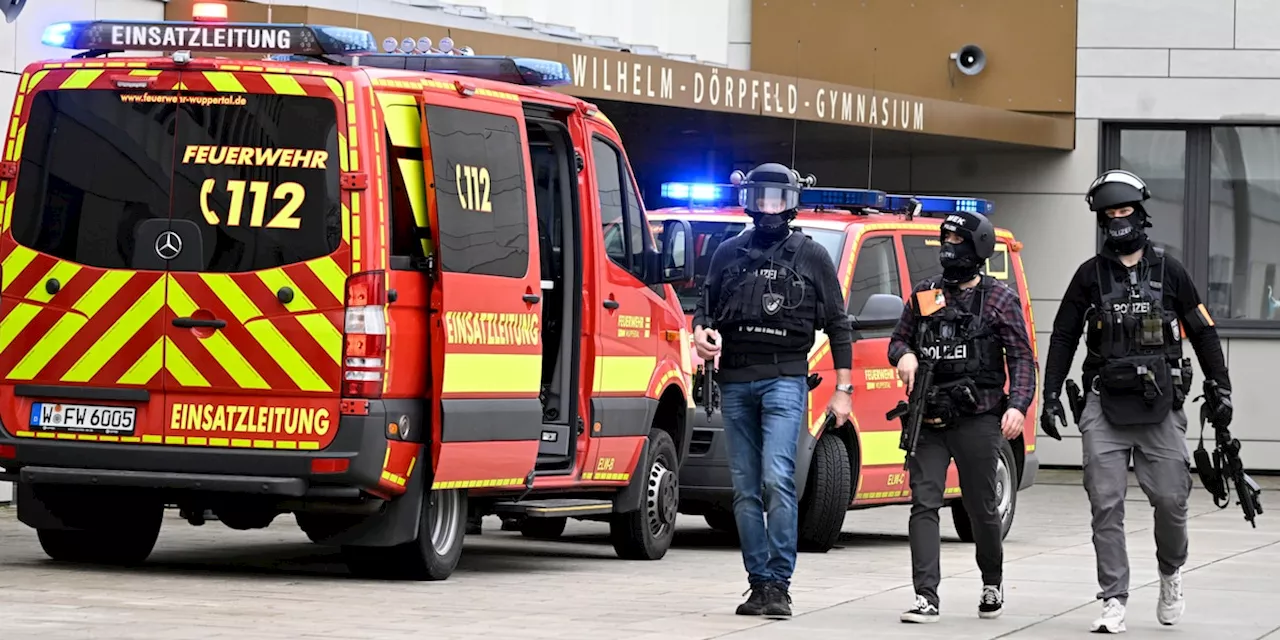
left=40, top=19, right=379, bottom=55
left=659, top=182, right=739, bottom=207
left=797, top=187, right=888, bottom=210
left=884, top=195, right=995, bottom=217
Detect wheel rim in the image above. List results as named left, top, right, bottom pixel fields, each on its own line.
left=647, top=455, right=677, bottom=539
left=995, top=456, right=1013, bottom=525
left=428, top=489, right=463, bottom=555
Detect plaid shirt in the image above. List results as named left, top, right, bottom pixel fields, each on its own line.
left=888, top=277, right=1037, bottom=415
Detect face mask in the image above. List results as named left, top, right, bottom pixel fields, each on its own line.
left=1103, top=216, right=1146, bottom=255
left=750, top=211, right=792, bottom=242
left=939, top=241, right=982, bottom=284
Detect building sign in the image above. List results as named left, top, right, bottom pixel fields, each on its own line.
left=568, top=53, right=925, bottom=132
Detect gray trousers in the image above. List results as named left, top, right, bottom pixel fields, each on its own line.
left=1080, top=391, right=1191, bottom=604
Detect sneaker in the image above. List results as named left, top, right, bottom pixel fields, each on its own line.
left=735, top=584, right=772, bottom=616
left=762, top=583, right=793, bottom=618
left=1090, top=597, right=1126, bottom=634
left=1157, top=568, right=1185, bottom=625
left=979, top=584, right=1004, bottom=619
left=901, top=594, right=940, bottom=623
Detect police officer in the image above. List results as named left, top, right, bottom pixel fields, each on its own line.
left=692, top=163, right=853, bottom=618
left=1040, top=169, right=1233, bottom=633
left=888, top=210, right=1036, bottom=624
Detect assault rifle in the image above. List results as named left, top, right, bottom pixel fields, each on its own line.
left=694, top=335, right=720, bottom=420
left=1194, top=380, right=1263, bottom=528
left=886, top=359, right=935, bottom=471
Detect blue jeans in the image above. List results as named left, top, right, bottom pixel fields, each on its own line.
left=719, top=375, right=807, bottom=589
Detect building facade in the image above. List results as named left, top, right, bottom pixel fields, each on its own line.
left=0, top=0, right=1275, bottom=505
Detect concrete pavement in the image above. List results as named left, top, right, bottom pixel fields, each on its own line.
left=0, top=471, right=1273, bottom=639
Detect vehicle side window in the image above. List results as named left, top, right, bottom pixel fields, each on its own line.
left=902, top=234, right=944, bottom=286
left=847, top=235, right=900, bottom=315
left=592, top=136, right=647, bottom=280
left=385, top=104, right=430, bottom=269
left=424, top=105, right=529, bottom=278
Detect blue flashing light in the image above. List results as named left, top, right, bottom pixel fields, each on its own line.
left=798, top=187, right=887, bottom=209
left=885, top=195, right=995, bottom=216
left=348, top=54, right=573, bottom=88
left=512, top=57, right=573, bottom=87
left=40, top=20, right=378, bottom=56
left=661, top=182, right=732, bottom=202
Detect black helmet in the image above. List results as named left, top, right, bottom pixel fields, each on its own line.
left=940, top=211, right=996, bottom=260
left=731, top=163, right=811, bottom=215
left=1086, top=169, right=1150, bottom=213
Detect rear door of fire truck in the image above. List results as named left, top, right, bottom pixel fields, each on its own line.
left=0, top=65, right=186, bottom=446
left=417, top=87, right=543, bottom=489
left=159, top=68, right=349, bottom=453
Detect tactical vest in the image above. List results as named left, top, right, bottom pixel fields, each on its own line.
left=713, top=229, right=817, bottom=368
left=1086, top=246, right=1187, bottom=426
left=912, top=277, right=1006, bottom=420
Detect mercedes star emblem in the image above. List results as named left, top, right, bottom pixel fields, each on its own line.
left=155, top=230, right=183, bottom=260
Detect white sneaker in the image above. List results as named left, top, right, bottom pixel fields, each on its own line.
left=1090, top=597, right=1126, bottom=634
left=900, top=594, right=940, bottom=623
left=1157, top=568, right=1185, bottom=625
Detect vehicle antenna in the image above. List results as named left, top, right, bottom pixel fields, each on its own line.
left=867, top=46, right=877, bottom=190
left=267, top=0, right=273, bottom=23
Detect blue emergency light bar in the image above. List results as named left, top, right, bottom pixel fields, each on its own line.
left=341, top=54, right=573, bottom=87
left=41, top=20, right=378, bottom=56
left=798, top=187, right=887, bottom=209
left=885, top=194, right=995, bottom=216
left=660, top=182, right=735, bottom=202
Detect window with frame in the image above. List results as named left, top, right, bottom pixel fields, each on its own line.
left=592, top=136, right=647, bottom=280
left=1103, top=123, right=1280, bottom=332
left=847, top=235, right=900, bottom=315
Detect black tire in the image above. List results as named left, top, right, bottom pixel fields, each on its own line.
left=703, top=510, right=738, bottom=535
left=609, top=428, right=679, bottom=560
left=343, top=488, right=468, bottom=581
left=797, top=434, right=852, bottom=553
left=952, top=439, right=1019, bottom=543
left=37, top=503, right=164, bottom=566
left=520, top=517, right=567, bottom=540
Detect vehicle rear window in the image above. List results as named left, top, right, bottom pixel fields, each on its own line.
left=11, top=89, right=342, bottom=272
left=655, top=219, right=844, bottom=313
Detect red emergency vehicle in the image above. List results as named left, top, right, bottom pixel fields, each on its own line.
left=648, top=185, right=1041, bottom=551
left=0, top=6, right=698, bottom=581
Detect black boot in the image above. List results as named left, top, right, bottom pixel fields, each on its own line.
left=762, top=582, right=792, bottom=618
left=735, top=584, right=772, bottom=616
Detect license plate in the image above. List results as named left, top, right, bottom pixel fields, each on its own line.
left=29, top=402, right=137, bottom=436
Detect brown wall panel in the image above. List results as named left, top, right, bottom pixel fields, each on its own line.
left=751, top=0, right=1076, bottom=114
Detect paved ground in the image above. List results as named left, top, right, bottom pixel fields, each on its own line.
left=0, top=471, right=1275, bottom=639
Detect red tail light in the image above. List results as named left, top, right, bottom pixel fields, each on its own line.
left=342, top=270, right=387, bottom=398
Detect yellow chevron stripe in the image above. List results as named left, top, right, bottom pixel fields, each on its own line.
left=73, top=271, right=133, bottom=317
left=1, top=245, right=37, bottom=291
left=12, top=123, right=26, bottom=164
left=25, top=260, right=82, bottom=304
left=306, top=256, right=346, bottom=304
left=63, top=277, right=165, bottom=382
left=337, top=131, right=349, bottom=173
left=18, top=71, right=30, bottom=93
left=163, top=336, right=210, bottom=387
left=117, top=337, right=163, bottom=385
left=0, top=302, right=41, bottom=351
left=196, top=274, right=326, bottom=391
left=166, top=278, right=269, bottom=389
left=296, top=313, right=342, bottom=364
left=203, top=71, right=246, bottom=93
left=263, top=74, right=306, bottom=95
left=0, top=181, right=8, bottom=231
left=59, top=69, right=103, bottom=89
left=257, top=268, right=315, bottom=312
left=7, top=313, right=85, bottom=380
left=324, top=77, right=343, bottom=99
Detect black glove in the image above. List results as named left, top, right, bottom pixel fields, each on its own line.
left=1211, top=386, right=1233, bottom=427
left=1039, top=393, right=1066, bottom=441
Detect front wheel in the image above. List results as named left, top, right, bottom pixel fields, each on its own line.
left=952, top=439, right=1019, bottom=542
left=38, top=502, right=164, bottom=566
left=797, top=434, right=852, bottom=552
left=343, top=488, right=468, bottom=581
left=609, top=429, right=679, bottom=560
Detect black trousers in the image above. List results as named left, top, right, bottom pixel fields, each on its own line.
left=907, top=412, right=1004, bottom=607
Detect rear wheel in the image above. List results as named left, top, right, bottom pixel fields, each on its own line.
left=610, top=428, right=679, bottom=560
left=343, top=488, right=467, bottom=581
left=37, top=502, right=164, bottom=566
left=797, top=434, right=852, bottom=552
left=952, top=439, right=1019, bottom=542
left=520, top=517, right=567, bottom=540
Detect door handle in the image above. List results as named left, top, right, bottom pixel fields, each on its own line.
left=522, top=293, right=541, bottom=304
left=173, top=317, right=227, bottom=329
left=603, top=299, right=619, bottom=310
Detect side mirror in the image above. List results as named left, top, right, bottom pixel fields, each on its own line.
left=649, top=218, right=694, bottom=284
left=850, top=293, right=904, bottom=331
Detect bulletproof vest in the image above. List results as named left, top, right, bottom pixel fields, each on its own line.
left=913, top=278, right=1006, bottom=391
left=1087, top=247, right=1185, bottom=426
left=713, top=230, right=817, bottom=355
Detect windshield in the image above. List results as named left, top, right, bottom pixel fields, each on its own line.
left=653, top=220, right=846, bottom=314
left=11, top=89, right=342, bottom=272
